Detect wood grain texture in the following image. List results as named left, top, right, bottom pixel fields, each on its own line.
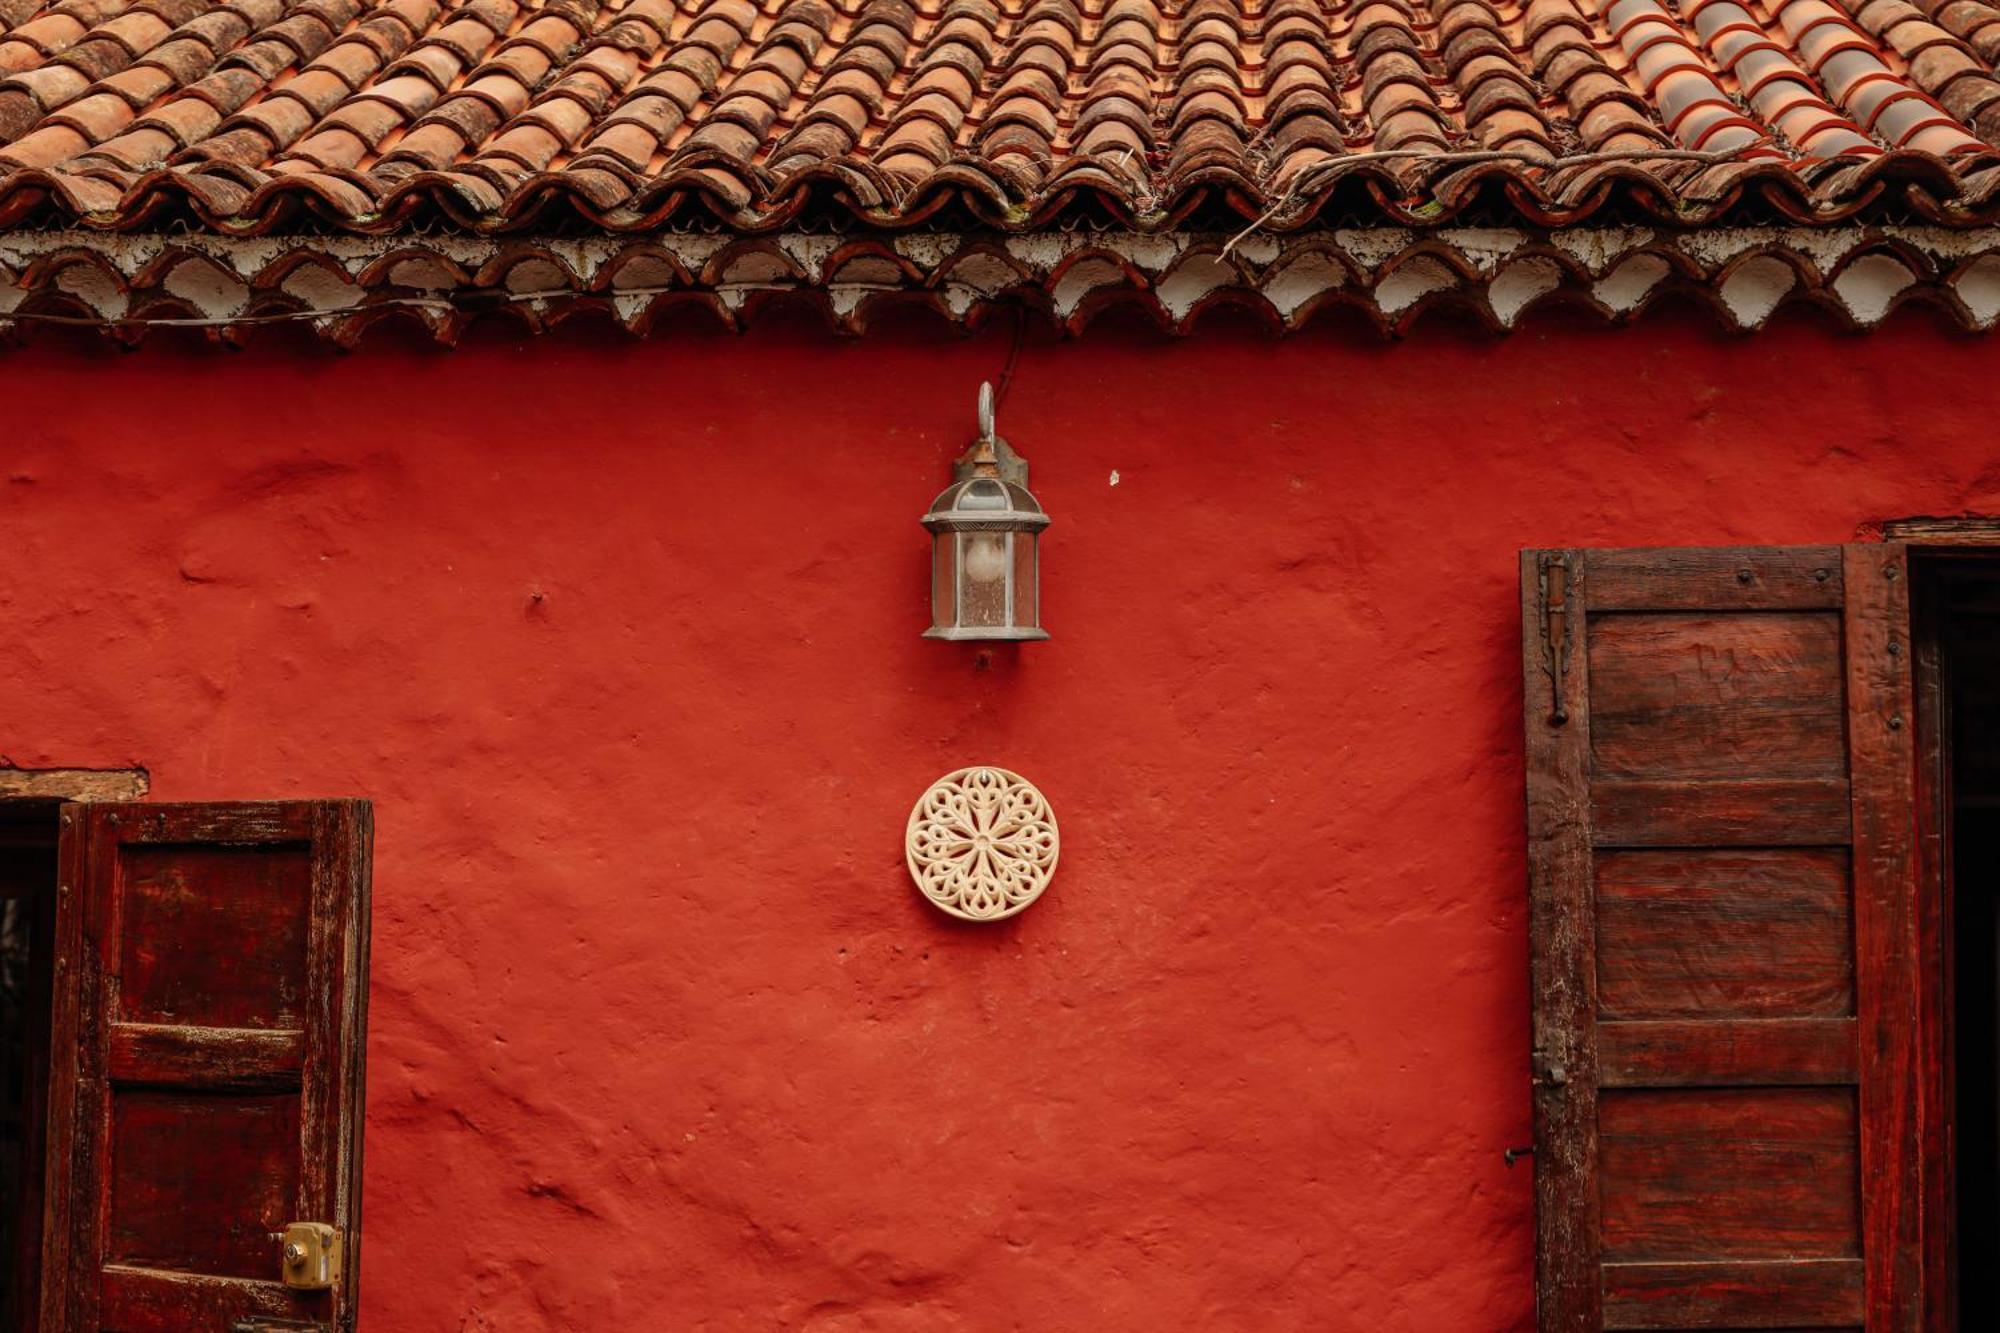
left=107, top=1092, right=301, bottom=1278
left=117, top=845, right=311, bottom=1029
left=106, top=1025, right=305, bottom=1089
left=98, top=1268, right=302, bottom=1328
left=1529, top=544, right=1927, bottom=1331
left=1908, top=560, right=1953, bottom=1333
left=1598, top=1018, right=1858, bottom=1087
left=1600, top=1087, right=1860, bottom=1262
left=1596, top=850, right=1853, bottom=1020
left=1585, top=547, right=1845, bottom=611
left=1844, top=546, right=1925, bottom=1333
left=40, top=801, right=372, bottom=1333
left=1602, top=1259, right=1864, bottom=1328
left=1524, top=549, right=1601, bottom=1333
left=0, top=771, right=147, bottom=803
left=1587, top=612, right=1846, bottom=782
left=1880, top=517, right=2000, bottom=546
left=1591, top=779, right=1852, bottom=847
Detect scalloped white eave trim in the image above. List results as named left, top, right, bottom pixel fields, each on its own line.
left=5, top=224, right=2000, bottom=340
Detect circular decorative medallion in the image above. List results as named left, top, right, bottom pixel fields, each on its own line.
left=905, top=767, right=1059, bottom=921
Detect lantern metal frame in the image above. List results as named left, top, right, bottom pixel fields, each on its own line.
left=922, top=384, right=1051, bottom=642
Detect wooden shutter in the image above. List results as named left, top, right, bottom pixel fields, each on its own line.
left=1524, top=547, right=1922, bottom=1331
left=40, top=802, right=372, bottom=1333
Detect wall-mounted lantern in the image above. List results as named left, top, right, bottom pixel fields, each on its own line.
left=923, top=383, right=1050, bottom=641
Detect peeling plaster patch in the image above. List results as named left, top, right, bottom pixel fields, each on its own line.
left=1154, top=255, right=1235, bottom=320
left=660, top=234, right=728, bottom=269
left=1006, top=234, right=1075, bottom=269
left=828, top=286, right=868, bottom=318
left=1375, top=256, right=1458, bottom=315
left=547, top=238, right=613, bottom=285
left=1593, top=254, right=1669, bottom=311
left=387, top=258, right=458, bottom=290
left=1051, top=257, right=1128, bottom=316
left=611, top=292, right=649, bottom=321
left=1232, top=234, right=1281, bottom=267
left=940, top=253, right=1026, bottom=296
left=1437, top=228, right=1527, bottom=272
left=1787, top=227, right=1869, bottom=276
left=281, top=263, right=355, bottom=311
left=162, top=259, right=248, bottom=317
left=1831, top=252, right=1916, bottom=324
left=776, top=233, right=839, bottom=280
left=1336, top=226, right=1416, bottom=271
left=940, top=283, right=977, bottom=317
left=1260, top=252, right=1347, bottom=318
left=503, top=259, right=571, bottom=295
left=894, top=233, right=958, bottom=267
left=54, top=263, right=126, bottom=318
left=0, top=279, right=22, bottom=313
left=1717, top=255, right=1797, bottom=326
left=1886, top=223, right=2000, bottom=258
left=1118, top=233, right=1185, bottom=274
left=1681, top=227, right=1768, bottom=268
left=1488, top=257, right=1561, bottom=325
left=1954, top=253, right=2000, bottom=326
left=1554, top=226, right=1653, bottom=274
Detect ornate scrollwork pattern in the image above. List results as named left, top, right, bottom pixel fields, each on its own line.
left=905, top=767, right=1059, bottom=921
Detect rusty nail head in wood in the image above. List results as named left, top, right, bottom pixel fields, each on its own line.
left=1737, top=568, right=1754, bottom=583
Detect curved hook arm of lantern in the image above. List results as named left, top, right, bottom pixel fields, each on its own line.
left=977, top=381, right=996, bottom=443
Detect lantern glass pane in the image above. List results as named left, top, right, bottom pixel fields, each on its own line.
left=931, top=530, right=956, bottom=629
left=1013, top=531, right=1038, bottom=628
left=958, top=530, right=1010, bottom=628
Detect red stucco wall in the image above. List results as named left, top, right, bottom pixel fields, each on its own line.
left=4, top=304, right=1998, bottom=1331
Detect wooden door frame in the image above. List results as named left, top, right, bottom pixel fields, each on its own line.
left=1895, top=522, right=2000, bottom=1333
left=0, top=770, right=145, bottom=1333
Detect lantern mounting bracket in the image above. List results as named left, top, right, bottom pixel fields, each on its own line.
left=954, top=382, right=1030, bottom=488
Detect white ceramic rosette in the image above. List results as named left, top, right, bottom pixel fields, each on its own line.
left=905, top=767, right=1059, bottom=921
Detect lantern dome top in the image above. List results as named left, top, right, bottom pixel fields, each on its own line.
left=922, top=477, right=1051, bottom=534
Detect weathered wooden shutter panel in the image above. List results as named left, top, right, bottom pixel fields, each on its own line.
left=1524, top=547, right=1921, bottom=1331
left=41, top=802, right=372, bottom=1333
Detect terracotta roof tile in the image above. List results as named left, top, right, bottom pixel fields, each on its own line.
left=4, top=0, right=2000, bottom=233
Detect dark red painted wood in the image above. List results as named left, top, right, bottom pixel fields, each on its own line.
left=39, top=802, right=371, bottom=1333
left=1845, top=547, right=1924, bottom=1333
left=1602, top=1259, right=1865, bottom=1328
left=1525, top=544, right=1923, bottom=1332
left=1909, top=561, right=1953, bottom=1333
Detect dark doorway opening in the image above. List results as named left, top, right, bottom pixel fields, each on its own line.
left=1917, top=555, right=2000, bottom=1331
left=0, top=801, right=56, bottom=1333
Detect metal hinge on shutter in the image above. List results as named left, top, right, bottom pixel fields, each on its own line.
left=1535, top=552, right=1575, bottom=727
left=1530, top=1047, right=1570, bottom=1091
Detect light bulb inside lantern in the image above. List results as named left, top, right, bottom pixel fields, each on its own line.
left=963, top=532, right=1009, bottom=583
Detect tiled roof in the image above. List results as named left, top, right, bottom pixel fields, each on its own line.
left=3, top=0, right=2000, bottom=235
